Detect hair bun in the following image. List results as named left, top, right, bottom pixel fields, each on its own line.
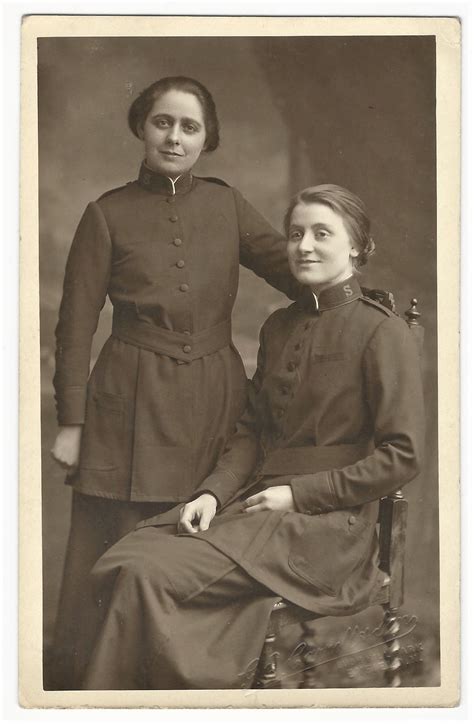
left=356, top=237, right=376, bottom=268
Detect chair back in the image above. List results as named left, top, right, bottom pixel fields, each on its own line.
left=377, top=296, right=424, bottom=609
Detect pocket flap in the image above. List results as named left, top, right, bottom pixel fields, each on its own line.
left=92, top=391, right=124, bottom=412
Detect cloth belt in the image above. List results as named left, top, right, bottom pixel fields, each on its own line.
left=215, top=443, right=373, bottom=513
left=258, top=443, right=371, bottom=476
left=112, top=312, right=232, bottom=362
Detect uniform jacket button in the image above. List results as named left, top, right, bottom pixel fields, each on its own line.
left=348, top=515, right=356, bottom=524
left=183, top=344, right=192, bottom=354
left=173, top=238, right=183, bottom=246
left=183, top=329, right=191, bottom=335
left=170, top=215, right=178, bottom=222
left=179, top=283, right=189, bottom=292
left=176, top=260, right=185, bottom=268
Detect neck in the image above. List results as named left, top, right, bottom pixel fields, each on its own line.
left=138, top=162, right=194, bottom=196
left=310, top=271, right=354, bottom=297
left=143, top=160, right=189, bottom=182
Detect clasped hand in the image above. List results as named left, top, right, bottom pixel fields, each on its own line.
left=50, top=425, right=83, bottom=474
left=243, top=485, right=295, bottom=514
left=178, top=485, right=295, bottom=534
left=178, top=494, right=218, bottom=533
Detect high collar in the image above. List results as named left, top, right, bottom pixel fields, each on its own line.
left=137, top=162, right=194, bottom=195
left=297, top=275, right=362, bottom=313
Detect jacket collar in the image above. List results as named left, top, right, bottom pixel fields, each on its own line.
left=297, top=275, right=362, bottom=313
left=137, top=162, right=194, bottom=195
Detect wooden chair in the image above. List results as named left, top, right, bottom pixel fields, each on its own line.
left=254, top=295, right=424, bottom=690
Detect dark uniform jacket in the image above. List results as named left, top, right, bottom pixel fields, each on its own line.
left=54, top=163, right=299, bottom=502
left=139, top=276, right=425, bottom=615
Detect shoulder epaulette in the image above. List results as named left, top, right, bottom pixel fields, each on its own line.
left=194, top=176, right=230, bottom=187
left=97, top=183, right=132, bottom=201
left=361, top=295, right=396, bottom=317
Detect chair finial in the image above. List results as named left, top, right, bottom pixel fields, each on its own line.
left=405, top=298, right=421, bottom=327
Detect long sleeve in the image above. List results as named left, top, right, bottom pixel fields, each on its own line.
left=53, top=202, right=112, bottom=425
left=290, top=316, right=425, bottom=514
left=194, top=326, right=268, bottom=508
left=233, top=188, right=301, bottom=301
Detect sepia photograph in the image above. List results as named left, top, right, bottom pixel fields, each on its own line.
left=19, top=14, right=460, bottom=708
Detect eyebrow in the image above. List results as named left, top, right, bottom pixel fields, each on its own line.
left=289, top=222, right=335, bottom=231
left=311, top=222, right=335, bottom=231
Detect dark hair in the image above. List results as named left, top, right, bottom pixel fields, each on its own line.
left=284, top=184, right=375, bottom=268
left=128, top=76, right=220, bottom=152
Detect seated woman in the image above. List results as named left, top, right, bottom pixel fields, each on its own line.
left=80, top=184, right=424, bottom=690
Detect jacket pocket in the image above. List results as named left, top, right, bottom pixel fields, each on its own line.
left=312, top=352, right=346, bottom=363
left=79, top=390, right=125, bottom=471
left=288, top=511, right=371, bottom=596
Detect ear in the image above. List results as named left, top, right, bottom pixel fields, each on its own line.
left=137, top=124, right=145, bottom=141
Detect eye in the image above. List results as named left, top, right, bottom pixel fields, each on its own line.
left=153, top=117, right=171, bottom=128
left=182, top=122, right=199, bottom=134
left=288, top=229, right=303, bottom=241
left=315, top=230, right=330, bottom=241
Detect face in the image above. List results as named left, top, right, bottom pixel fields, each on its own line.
left=287, top=202, right=359, bottom=293
left=139, top=89, right=207, bottom=177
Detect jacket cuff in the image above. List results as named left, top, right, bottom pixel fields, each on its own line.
left=56, top=386, right=87, bottom=425
left=193, top=467, right=240, bottom=509
left=290, top=471, right=339, bottom=515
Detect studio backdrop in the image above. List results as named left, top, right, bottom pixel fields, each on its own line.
left=38, top=35, right=438, bottom=687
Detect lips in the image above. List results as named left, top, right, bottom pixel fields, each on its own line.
left=160, top=150, right=184, bottom=158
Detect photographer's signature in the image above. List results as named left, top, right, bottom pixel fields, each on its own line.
left=238, top=613, right=420, bottom=688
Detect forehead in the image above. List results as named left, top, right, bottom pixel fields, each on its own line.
left=149, top=89, right=204, bottom=121
left=290, top=202, right=345, bottom=227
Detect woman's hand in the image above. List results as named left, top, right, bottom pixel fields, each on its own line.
left=178, top=493, right=218, bottom=534
left=50, top=425, right=83, bottom=474
left=244, top=485, right=296, bottom=514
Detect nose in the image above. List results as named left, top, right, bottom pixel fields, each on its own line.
left=166, top=122, right=181, bottom=146
left=296, top=231, right=314, bottom=254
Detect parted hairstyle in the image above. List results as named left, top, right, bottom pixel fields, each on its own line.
left=128, top=76, right=220, bottom=152
left=284, top=184, right=376, bottom=269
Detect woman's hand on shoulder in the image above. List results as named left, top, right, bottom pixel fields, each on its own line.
left=244, top=485, right=295, bottom=514
left=178, top=493, right=218, bottom=534
left=50, top=425, right=83, bottom=474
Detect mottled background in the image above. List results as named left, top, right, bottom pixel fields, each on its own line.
left=39, top=35, right=438, bottom=687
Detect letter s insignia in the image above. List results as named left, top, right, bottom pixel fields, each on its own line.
left=343, top=284, right=353, bottom=297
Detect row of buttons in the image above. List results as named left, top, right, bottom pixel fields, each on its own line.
left=177, top=330, right=192, bottom=365
left=168, top=209, right=188, bottom=295
left=270, top=319, right=317, bottom=441
left=169, top=209, right=191, bottom=353
left=182, top=329, right=192, bottom=354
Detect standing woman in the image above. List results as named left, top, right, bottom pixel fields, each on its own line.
left=49, top=76, right=299, bottom=688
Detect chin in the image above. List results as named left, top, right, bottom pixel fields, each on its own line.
left=294, top=271, right=323, bottom=287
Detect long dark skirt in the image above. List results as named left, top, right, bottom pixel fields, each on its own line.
left=82, top=526, right=279, bottom=690
left=48, top=492, right=173, bottom=690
